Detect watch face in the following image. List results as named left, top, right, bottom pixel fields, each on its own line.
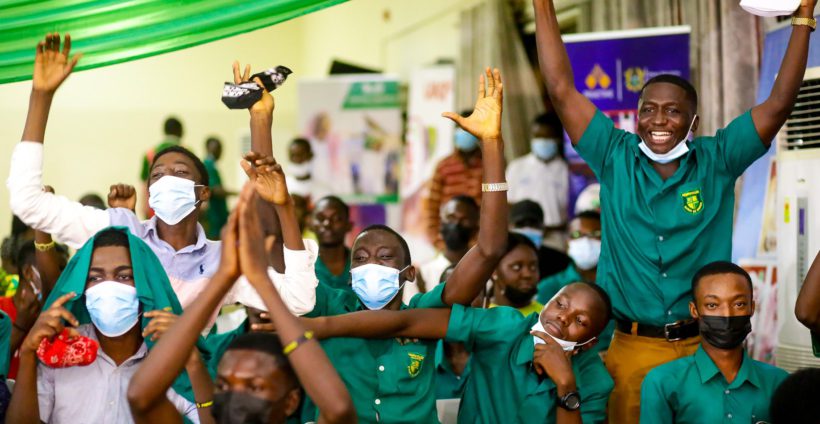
left=566, top=394, right=580, bottom=410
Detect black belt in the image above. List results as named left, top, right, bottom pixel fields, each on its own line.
left=616, top=319, right=699, bottom=342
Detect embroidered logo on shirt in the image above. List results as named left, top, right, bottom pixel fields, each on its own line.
left=682, top=189, right=704, bottom=214
left=199, top=264, right=205, bottom=275
left=407, top=353, right=425, bottom=378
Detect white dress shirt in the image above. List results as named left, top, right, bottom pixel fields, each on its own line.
left=505, top=153, right=569, bottom=227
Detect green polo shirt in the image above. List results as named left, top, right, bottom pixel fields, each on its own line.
left=434, top=340, right=471, bottom=400
left=0, top=310, right=10, bottom=378
left=446, top=304, right=613, bottom=423
left=314, top=253, right=352, bottom=293
left=641, top=345, right=787, bottom=424
left=576, top=110, right=767, bottom=325
left=302, top=283, right=447, bottom=424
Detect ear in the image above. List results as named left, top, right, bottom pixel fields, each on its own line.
left=750, top=298, right=756, bottom=316
left=689, top=301, right=699, bottom=319
left=198, top=185, right=211, bottom=203
left=575, top=337, right=598, bottom=356
left=283, top=388, right=301, bottom=417
left=691, top=114, right=700, bottom=133
left=402, top=265, right=417, bottom=283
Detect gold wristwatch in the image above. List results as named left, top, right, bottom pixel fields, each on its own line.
left=792, top=17, right=817, bottom=32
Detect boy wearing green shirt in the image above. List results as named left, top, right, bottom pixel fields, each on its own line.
left=310, top=196, right=353, bottom=293
left=641, top=262, right=788, bottom=424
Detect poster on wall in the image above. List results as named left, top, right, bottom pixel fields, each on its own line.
left=563, top=27, right=691, bottom=210
left=298, top=75, right=403, bottom=200
left=400, top=66, right=456, bottom=249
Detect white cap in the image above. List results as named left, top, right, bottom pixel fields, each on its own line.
left=574, top=183, right=601, bottom=215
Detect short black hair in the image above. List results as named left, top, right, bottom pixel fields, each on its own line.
left=151, top=145, right=210, bottom=186
left=290, top=137, right=311, bottom=152
left=205, top=136, right=221, bottom=149
left=315, top=196, right=350, bottom=220
left=447, top=195, right=479, bottom=214
left=504, top=232, right=538, bottom=257
left=164, top=117, right=183, bottom=137
left=1, top=237, right=15, bottom=262
left=575, top=210, right=601, bottom=222
left=770, top=367, right=820, bottom=423
left=357, top=225, right=411, bottom=267
left=691, top=261, right=753, bottom=295
left=93, top=228, right=130, bottom=250
left=11, top=215, right=30, bottom=239
left=79, top=193, right=106, bottom=210
left=225, top=332, right=297, bottom=387
left=533, top=112, right=563, bottom=133
left=14, top=240, right=36, bottom=274
left=582, top=282, right=613, bottom=325
left=640, top=74, right=698, bottom=112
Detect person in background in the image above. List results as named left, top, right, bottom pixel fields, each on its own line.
left=795, top=251, right=820, bottom=357
left=641, top=261, right=788, bottom=424
left=534, top=0, right=815, bottom=420
left=285, top=137, right=330, bottom=201
left=310, top=196, right=353, bottom=293
left=506, top=112, right=569, bottom=249
left=510, top=200, right=572, bottom=280
left=769, top=367, right=820, bottom=424
left=203, top=136, right=235, bottom=239
left=0, top=241, right=42, bottom=381
left=140, top=116, right=184, bottom=218
left=79, top=193, right=106, bottom=210
left=423, top=110, right=484, bottom=246
left=537, top=210, right=601, bottom=303
left=573, top=183, right=600, bottom=215
left=411, top=195, right=480, bottom=301
left=490, top=233, right=543, bottom=316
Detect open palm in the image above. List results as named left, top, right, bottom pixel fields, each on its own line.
left=443, top=67, right=503, bottom=141
left=241, top=152, right=290, bottom=205
left=33, top=33, right=81, bottom=93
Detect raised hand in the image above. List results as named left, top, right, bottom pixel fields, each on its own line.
left=108, top=184, right=137, bottom=211
left=241, top=152, right=290, bottom=206
left=237, top=183, right=272, bottom=283
left=21, top=292, right=79, bottom=354
left=32, top=33, right=82, bottom=94
left=442, top=67, right=503, bottom=142
left=218, top=207, right=241, bottom=281
left=233, top=60, right=275, bottom=115
left=142, top=308, right=178, bottom=342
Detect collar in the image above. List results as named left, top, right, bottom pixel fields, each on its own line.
left=435, top=340, right=450, bottom=372
left=145, top=216, right=209, bottom=253
left=515, top=314, right=541, bottom=366
left=694, top=345, right=759, bottom=389
left=81, top=324, right=148, bottom=367
left=632, top=137, right=700, bottom=190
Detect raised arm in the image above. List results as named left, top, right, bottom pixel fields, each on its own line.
left=233, top=61, right=275, bottom=156
left=750, top=1, right=817, bottom=146
left=439, top=68, right=508, bottom=306
left=303, top=308, right=451, bottom=341
left=533, top=0, right=596, bottom=144
left=127, top=211, right=241, bottom=424
left=237, top=187, right=355, bottom=424
left=796, top=251, right=820, bottom=332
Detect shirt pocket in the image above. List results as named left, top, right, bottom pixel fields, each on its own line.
left=378, top=341, right=434, bottom=396
left=675, top=181, right=707, bottom=225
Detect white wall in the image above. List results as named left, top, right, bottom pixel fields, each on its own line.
left=0, top=0, right=481, bottom=238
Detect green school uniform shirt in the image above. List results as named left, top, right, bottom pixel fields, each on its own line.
left=434, top=340, right=470, bottom=400
left=203, top=156, right=228, bottom=239
left=0, top=310, right=10, bottom=378
left=302, top=283, right=448, bottom=424
left=575, top=110, right=767, bottom=326
left=640, top=345, right=788, bottom=424
left=446, top=304, right=613, bottom=424
left=314, top=252, right=352, bottom=293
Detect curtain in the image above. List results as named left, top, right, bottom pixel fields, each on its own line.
left=0, top=0, right=347, bottom=85
left=459, top=0, right=545, bottom=158
left=590, top=0, right=760, bottom=135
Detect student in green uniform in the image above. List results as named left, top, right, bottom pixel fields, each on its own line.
left=127, top=183, right=355, bottom=424
left=489, top=233, right=543, bottom=316
left=796, top=251, right=820, bottom=357
left=537, top=210, right=601, bottom=303
left=310, top=196, right=353, bottom=293
left=304, top=281, right=614, bottom=424
left=302, top=67, right=509, bottom=424
left=770, top=367, right=820, bottom=424
left=640, top=261, right=788, bottom=424
left=533, top=0, right=816, bottom=421
left=203, top=136, right=235, bottom=239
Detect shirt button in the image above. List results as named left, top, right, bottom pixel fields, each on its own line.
left=662, top=273, right=668, bottom=278
left=726, top=413, right=732, bottom=419
left=724, top=389, right=730, bottom=394
left=378, top=365, right=385, bottom=372
left=375, top=399, right=381, bottom=405
left=667, top=310, right=672, bottom=316
left=658, top=236, right=664, bottom=241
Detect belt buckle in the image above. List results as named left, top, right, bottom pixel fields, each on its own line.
left=664, top=320, right=684, bottom=342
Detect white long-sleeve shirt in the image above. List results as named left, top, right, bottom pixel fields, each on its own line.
left=8, top=141, right=317, bottom=321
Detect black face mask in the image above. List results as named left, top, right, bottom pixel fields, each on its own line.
left=503, top=285, right=537, bottom=305
left=212, top=391, right=274, bottom=424
left=698, top=315, right=752, bottom=350
left=440, top=223, right=472, bottom=251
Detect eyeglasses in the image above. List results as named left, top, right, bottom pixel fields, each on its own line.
left=569, top=230, right=602, bottom=240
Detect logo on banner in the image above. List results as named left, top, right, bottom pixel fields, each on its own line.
left=682, top=189, right=704, bottom=214
left=624, top=67, right=647, bottom=92
left=582, top=64, right=614, bottom=100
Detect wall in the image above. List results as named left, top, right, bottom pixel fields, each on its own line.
left=0, top=0, right=482, bottom=239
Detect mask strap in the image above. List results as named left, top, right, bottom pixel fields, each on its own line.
left=575, top=336, right=597, bottom=348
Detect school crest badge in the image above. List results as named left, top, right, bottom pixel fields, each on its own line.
left=407, top=353, right=425, bottom=378
left=682, top=189, right=704, bottom=214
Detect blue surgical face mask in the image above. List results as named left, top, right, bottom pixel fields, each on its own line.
left=531, top=137, right=559, bottom=160
left=513, top=227, right=543, bottom=247
left=454, top=129, right=479, bottom=152
left=637, top=115, right=698, bottom=164
left=351, top=263, right=409, bottom=310
left=148, top=175, right=202, bottom=225
left=85, top=281, right=140, bottom=337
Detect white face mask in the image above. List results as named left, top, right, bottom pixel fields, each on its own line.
left=289, top=161, right=312, bottom=179
left=85, top=281, right=140, bottom=337
left=148, top=176, right=202, bottom=225
left=568, top=237, right=601, bottom=271
left=638, top=115, right=697, bottom=164
left=531, top=318, right=595, bottom=352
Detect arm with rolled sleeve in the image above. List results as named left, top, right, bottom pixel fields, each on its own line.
left=224, top=239, right=318, bottom=315
left=8, top=142, right=109, bottom=249
left=639, top=369, right=674, bottom=424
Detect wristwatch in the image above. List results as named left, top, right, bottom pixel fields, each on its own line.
left=558, top=391, right=581, bottom=411
left=792, top=17, right=817, bottom=32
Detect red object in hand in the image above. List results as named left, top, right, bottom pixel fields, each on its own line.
left=36, top=329, right=98, bottom=368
